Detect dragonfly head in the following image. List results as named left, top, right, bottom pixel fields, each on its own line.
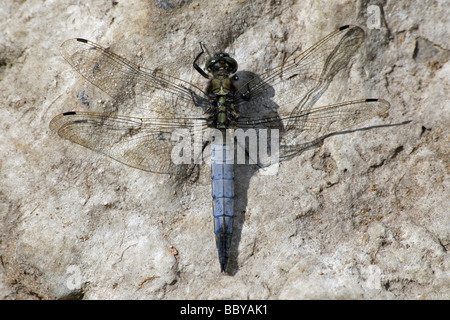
left=205, top=53, right=238, bottom=76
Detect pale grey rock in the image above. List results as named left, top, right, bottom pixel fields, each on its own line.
left=0, top=0, right=448, bottom=299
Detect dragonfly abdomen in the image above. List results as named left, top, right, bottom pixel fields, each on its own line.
left=211, top=140, right=235, bottom=272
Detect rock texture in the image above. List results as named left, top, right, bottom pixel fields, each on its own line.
left=0, top=0, right=448, bottom=299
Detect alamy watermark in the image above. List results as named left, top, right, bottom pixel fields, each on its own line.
left=65, top=264, right=82, bottom=291
left=170, top=121, right=281, bottom=175
left=367, top=5, right=382, bottom=30
left=364, top=265, right=382, bottom=290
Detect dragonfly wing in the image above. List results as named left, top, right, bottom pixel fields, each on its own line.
left=60, top=38, right=209, bottom=118
left=236, top=25, right=365, bottom=116
left=50, top=111, right=209, bottom=176
left=237, top=98, right=390, bottom=165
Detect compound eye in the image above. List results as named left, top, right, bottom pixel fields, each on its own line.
left=205, top=57, right=218, bottom=72
left=223, top=57, right=238, bottom=73
left=205, top=54, right=238, bottom=74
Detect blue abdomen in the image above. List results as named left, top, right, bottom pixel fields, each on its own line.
left=211, top=140, right=235, bottom=272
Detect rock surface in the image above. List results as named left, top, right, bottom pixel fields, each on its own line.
left=0, top=0, right=448, bottom=299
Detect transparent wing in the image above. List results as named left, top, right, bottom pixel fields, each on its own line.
left=236, top=25, right=365, bottom=116
left=60, top=38, right=209, bottom=118
left=50, top=111, right=209, bottom=175
left=237, top=98, right=390, bottom=163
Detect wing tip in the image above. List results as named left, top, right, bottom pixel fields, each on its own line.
left=365, top=98, right=391, bottom=107
left=365, top=98, right=391, bottom=118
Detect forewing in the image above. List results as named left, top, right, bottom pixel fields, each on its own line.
left=60, top=38, right=209, bottom=118
left=50, top=111, right=209, bottom=175
left=236, top=25, right=365, bottom=115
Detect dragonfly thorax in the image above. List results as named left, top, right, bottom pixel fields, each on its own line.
left=206, top=77, right=239, bottom=129
left=206, top=94, right=239, bottom=129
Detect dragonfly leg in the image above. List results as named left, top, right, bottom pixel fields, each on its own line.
left=193, top=42, right=211, bottom=79
left=183, top=85, right=208, bottom=107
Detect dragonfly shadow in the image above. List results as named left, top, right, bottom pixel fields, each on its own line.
left=220, top=69, right=279, bottom=274
left=224, top=66, right=410, bottom=274
left=227, top=120, right=412, bottom=275
left=213, top=69, right=279, bottom=274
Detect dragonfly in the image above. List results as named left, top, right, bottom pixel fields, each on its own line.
left=50, top=25, right=390, bottom=273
